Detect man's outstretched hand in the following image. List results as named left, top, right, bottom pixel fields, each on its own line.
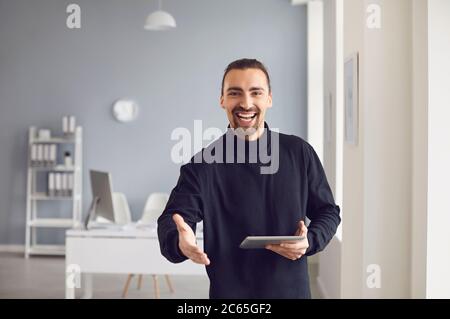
left=265, top=220, right=309, bottom=261
left=172, top=213, right=210, bottom=265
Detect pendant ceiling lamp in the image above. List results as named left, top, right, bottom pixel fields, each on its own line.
left=144, top=0, right=177, bottom=31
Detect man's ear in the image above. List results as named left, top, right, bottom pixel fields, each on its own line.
left=267, top=92, right=273, bottom=108
left=220, top=95, right=225, bottom=109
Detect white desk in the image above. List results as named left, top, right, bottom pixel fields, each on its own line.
left=65, top=226, right=206, bottom=299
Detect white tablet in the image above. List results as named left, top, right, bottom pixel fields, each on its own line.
left=239, top=236, right=306, bottom=249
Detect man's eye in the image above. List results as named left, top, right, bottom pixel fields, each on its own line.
left=252, top=91, right=262, bottom=96
left=228, top=92, right=239, bottom=96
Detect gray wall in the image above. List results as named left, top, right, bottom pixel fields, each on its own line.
left=0, top=0, right=307, bottom=244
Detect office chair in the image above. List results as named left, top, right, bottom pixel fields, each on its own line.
left=122, top=192, right=173, bottom=298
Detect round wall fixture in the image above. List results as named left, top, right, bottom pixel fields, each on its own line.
left=112, top=99, right=139, bottom=123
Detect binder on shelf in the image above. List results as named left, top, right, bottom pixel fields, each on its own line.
left=63, top=115, right=76, bottom=135
left=62, top=173, right=68, bottom=197
left=43, top=145, right=49, bottom=166
left=55, top=173, right=61, bottom=197
left=31, top=143, right=58, bottom=168
left=48, top=173, right=55, bottom=197
left=69, top=116, right=76, bottom=134
left=50, top=144, right=57, bottom=166
left=36, top=144, right=43, bottom=166
left=46, top=171, right=74, bottom=197
left=67, top=173, right=74, bottom=197
left=62, top=116, right=69, bottom=135
left=31, top=144, right=37, bottom=166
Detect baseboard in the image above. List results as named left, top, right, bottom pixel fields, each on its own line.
left=0, top=245, right=25, bottom=253
left=316, top=276, right=330, bottom=299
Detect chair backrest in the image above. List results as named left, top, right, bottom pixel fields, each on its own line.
left=139, top=192, right=169, bottom=224
left=112, top=192, right=132, bottom=224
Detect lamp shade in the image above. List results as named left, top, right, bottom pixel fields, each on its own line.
left=144, top=10, right=176, bottom=30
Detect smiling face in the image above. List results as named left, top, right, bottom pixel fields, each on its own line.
left=220, top=68, right=272, bottom=139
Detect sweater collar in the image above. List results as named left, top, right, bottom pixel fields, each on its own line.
left=226, top=121, right=271, bottom=141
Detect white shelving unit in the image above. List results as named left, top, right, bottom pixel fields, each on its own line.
left=25, top=126, right=83, bottom=258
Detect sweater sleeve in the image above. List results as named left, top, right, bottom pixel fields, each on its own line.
left=303, top=143, right=341, bottom=256
left=157, top=162, right=204, bottom=263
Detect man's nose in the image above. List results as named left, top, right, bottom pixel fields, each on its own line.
left=240, top=95, right=253, bottom=109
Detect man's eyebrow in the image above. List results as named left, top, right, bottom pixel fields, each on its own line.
left=226, top=87, right=243, bottom=92
left=249, top=87, right=265, bottom=91
left=226, top=86, right=265, bottom=92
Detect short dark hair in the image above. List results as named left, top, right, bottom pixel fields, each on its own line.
left=221, top=58, right=271, bottom=96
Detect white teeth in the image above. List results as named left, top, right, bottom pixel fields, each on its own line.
left=236, top=113, right=257, bottom=120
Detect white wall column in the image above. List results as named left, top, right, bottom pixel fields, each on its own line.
left=411, top=0, right=428, bottom=299
left=342, top=0, right=413, bottom=298
left=307, top=1, right=324, bottom=161
left=426, top=0, right=450, bottom=299
left=318, top=0, right=344, bottom=299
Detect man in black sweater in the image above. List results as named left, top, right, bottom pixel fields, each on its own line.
left=158, top=58, right=341, bottom=298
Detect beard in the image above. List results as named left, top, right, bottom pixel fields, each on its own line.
left=231, top=107, right=262, bottom=131
left=230, top=107, right=264, bottom=140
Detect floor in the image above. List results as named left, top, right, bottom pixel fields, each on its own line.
left=0, top=252, right=322, bottom=299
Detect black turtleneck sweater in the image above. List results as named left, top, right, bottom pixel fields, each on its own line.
left=157, top=123, right=340, bottom=299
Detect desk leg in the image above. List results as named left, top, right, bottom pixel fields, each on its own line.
left=65, top=268, right=76, bottom=299
left=65, top=284, right=75, bottom=299
left=81, top=274, right=93, bottom=299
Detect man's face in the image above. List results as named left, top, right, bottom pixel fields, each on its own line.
left=220, top=68, right=272, bottom=132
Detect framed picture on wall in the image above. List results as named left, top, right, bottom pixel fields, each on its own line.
left=344, top=52, right=359, bottom=145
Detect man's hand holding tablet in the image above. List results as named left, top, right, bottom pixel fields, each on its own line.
left=240, top=220, right=309, bottom=261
